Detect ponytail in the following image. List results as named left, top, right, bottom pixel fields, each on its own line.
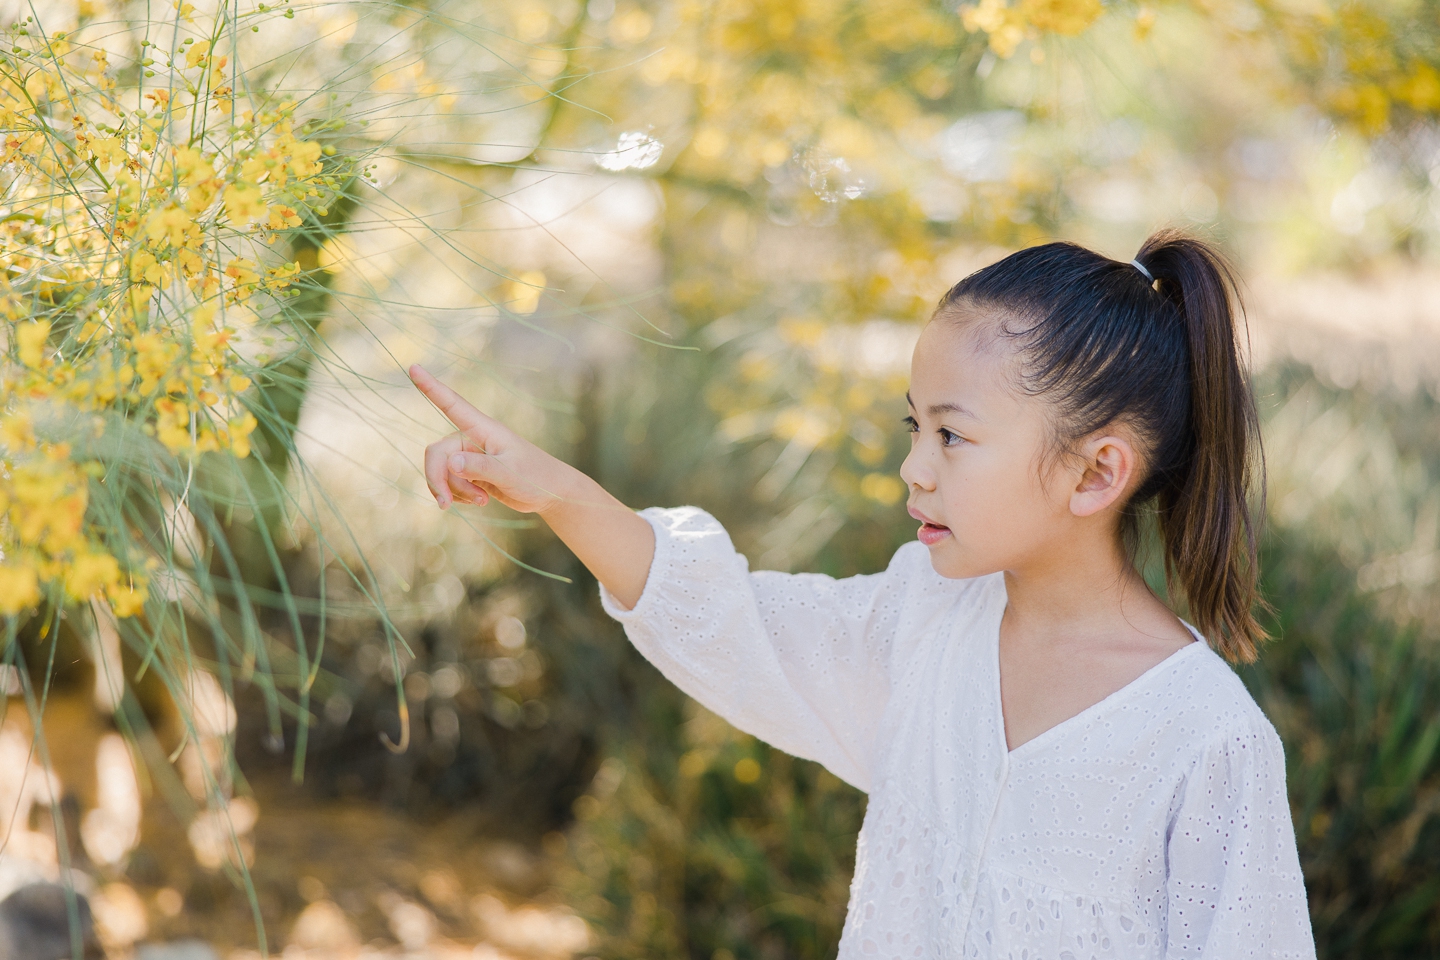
left=1135, top=231, right=1266, bottom=662
left=935, top=229, right=1268, bottom=663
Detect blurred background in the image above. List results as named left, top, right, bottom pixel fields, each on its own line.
left=3, top=0, right=1440, bottom=956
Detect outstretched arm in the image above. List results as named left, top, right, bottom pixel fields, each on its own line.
left=408, top=363, right=655, bottom=610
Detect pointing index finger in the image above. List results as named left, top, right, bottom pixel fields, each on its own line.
left=408, top=363, right=490, bottom=434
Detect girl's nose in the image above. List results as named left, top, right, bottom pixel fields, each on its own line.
left=899, top=446, right=935, bottom=492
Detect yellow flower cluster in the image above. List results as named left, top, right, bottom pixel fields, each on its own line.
left=0, top=16, right=337, bottom=620
left=1269, top=0, right=1440, bottom=134
left=959, top=0, right=1104, bottom=58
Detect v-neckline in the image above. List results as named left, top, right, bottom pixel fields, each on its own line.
left=987, top=579, right=1206, bottom=761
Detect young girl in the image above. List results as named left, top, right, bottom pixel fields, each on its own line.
left=409, top=230, right=1316, bottom=959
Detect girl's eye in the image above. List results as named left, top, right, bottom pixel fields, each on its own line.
left=901, top=415, right=919, bottom=433
left=939, top=427, right=963, bottom=446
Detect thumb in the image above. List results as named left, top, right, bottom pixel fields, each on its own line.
left=447, top=451, right=495, bottom=482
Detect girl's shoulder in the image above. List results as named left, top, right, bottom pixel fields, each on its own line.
left=1159, top=640, right=1286, bottom=760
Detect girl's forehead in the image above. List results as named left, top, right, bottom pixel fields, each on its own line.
left=909, top=319, right=1018, bottom=408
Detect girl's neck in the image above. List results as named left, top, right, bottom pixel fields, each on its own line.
left=1000, top=528, right=1182, bottom=645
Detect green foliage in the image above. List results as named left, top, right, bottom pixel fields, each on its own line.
left=1245, top=537, right=1440, bottom=956
left=560, top=705, right=865, bottom=960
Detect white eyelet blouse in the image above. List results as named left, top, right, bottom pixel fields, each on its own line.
left=598, top=506, right=1317, bottom=960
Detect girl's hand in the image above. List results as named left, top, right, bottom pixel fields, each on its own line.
left=409, top=362, right=656, bottom=610
left=409, top=364, right=575, bottom=514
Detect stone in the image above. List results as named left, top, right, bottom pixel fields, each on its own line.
left=0, top=882, right=104, bottom=960
left=472, top=893, right=589, bottom=958
left=91, top=882, right=149, bottom=950
left=133, top=939, right=221, bottom=960
left=289, top=899, right=361, bottom=952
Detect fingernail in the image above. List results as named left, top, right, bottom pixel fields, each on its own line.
left=449, top=454, right=465, bottom=471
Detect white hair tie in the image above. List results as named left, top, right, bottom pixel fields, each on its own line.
left=1131, top=259, right=1154, bottom=282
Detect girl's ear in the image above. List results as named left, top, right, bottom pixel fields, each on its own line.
left=1070, top=434, right=1138, bottom=518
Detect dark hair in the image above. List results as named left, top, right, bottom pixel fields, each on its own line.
left=935, top=230, right=1267, bottom=663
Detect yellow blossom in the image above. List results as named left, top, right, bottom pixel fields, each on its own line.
left=961, top=0, right=1027, bottom=57
left=225, top=257, right=261, bottom=295
left=240, top=154, right=273, bottom=185
left=185, top=39, right=211, bottom=69
left=146, top=205, right=199, bottom=248
left=0, top=564, right=41, bottom=615
left=91, top=137, right=127, bottom=169
left=106, top=579, right=148, bottom=617
left=174, top=145, right=213, bottom=185
left=16, top=320, right=51, bottom=368
left=224, top=183, right=265, bottom=224
left=130, top=249, right=166, bottom=285
left=1019, top=0, right=1103, bottom=36
left=132, top=331, right=179, bottom=395
left=0, top=411, right=35, bottom=451
left=228, top=412, right=258, bottom=458
left=64, top=550, right=121, bottom=601
left=267, top=205, right=302, bottom=230
left=288, top=138, right=324, bottom=178
left=155, top=397, right=192, bottom=450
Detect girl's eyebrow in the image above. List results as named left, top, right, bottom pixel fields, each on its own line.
left=905, top=391, right=982, bottom=422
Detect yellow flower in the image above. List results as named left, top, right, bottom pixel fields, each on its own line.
left=961, top=0, right=1026, bottom=56
left=266, top=205, right=302, bottom=230
left=1134, top=6, right=1156, bottom=41
left=174, top=145, right=213, bottom=185
left=155, top=398, right=192, bottom=450
left=185, top=39, right=211, bottom=69
left=0, top=564, right=41, bottom=615
left=240, top=153, right=273, bottom=185
left=287, top=137, right=324, bottom=179
left=129, top=249, right=166, bottom=285
left=0, top=411, right=35, bottom=451
left=107, top=579, right=148, bottom=618
left=184, top=177, right=220, bottom=214
left=146, top=205, right=199, bottom=248
left=132, top=331, right=179, bottom=395
left=860, top=472, right=906, bottom=505
left=64, top=550, right=121, bottom=601
left=228, top=411, right=258, bottom=458
left=91, top=137, right=127, bottom=170
left=225, top=258, right=261, bottom=297
left=224, top=184, right=265, bottom=224
left=16, top=320, right=51, bottom=368
left=1394, top=62, right=1440, bottom=111
left=1020, top=0, right=1103, bottom=36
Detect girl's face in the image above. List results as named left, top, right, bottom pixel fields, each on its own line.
left=899, top=315, right=1078, bottom=580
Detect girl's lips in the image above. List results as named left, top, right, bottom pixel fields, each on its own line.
left=917, top=522, right=951, bottom=546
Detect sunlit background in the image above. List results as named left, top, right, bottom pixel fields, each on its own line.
left=3, top=0, right=1440, bottom=956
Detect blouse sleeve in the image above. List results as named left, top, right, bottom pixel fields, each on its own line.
left=597, top=505, right=937, bottom=793
left=1164, top=718, right=1316, bottom=959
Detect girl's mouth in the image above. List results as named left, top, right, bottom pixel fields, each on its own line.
left=917, top=522, right=951, bottom=546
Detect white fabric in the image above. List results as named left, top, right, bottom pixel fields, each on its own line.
left=598, top=506, right=1317, bottom=960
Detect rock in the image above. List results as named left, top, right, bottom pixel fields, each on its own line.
left=0, top=856, right=49, bottom=904
left=0, top=882, right=104, bottom=960
left=133, top=940, right=221, bottom=960
left=289, top=899, right=361, bottom=952
left=91, top=882, right=149, bottom=950
left=472, top=893, right=589, bottom=958
left=376, top=891, right=437, bottom=951
left=480, top=843, right=538, bottom=889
